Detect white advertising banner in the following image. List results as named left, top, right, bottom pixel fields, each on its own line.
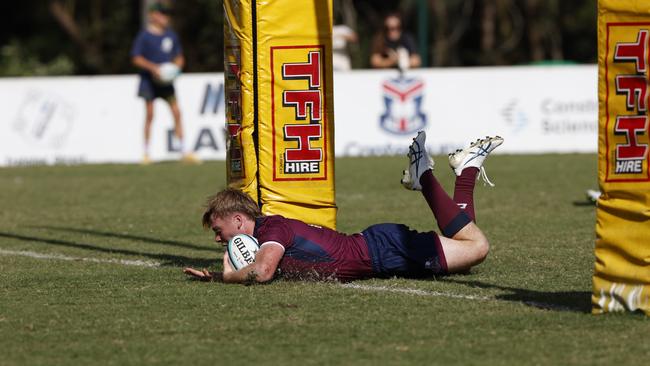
left=0, top=74, right=226, bottom=166
left=0, top=65, right=597, bottom=166
left=334, top=65, right=597, bottom=156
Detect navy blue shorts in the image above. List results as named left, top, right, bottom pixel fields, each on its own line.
left=362, top=223, right=447, bottom=277
left=137, top=77, right=176, bottom=101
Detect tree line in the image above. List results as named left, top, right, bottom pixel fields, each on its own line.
left=0, top=0, right=596, bottom=77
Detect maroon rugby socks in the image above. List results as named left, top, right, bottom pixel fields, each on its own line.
left=419, top=170, right=471, bottom=237
left=453, top=167, right=479, bottom=221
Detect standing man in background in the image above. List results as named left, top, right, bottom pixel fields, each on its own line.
left=131, top=2, right=199, bottom=165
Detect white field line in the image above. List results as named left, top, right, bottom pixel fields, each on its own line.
left=0, top=249, right=579, bottom=311
left=340, top=283, right=492, bottom=301
left=340, top=283, right=580, bottom=312
left=0, top=249, right=161, bottom=268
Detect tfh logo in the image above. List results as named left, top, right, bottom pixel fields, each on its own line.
left=611, top=28, right=650, bottom=177
left=273, top=48, right=328, bottom=179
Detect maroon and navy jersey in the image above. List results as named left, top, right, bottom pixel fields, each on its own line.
left=253, top=215, right=373, bottom=282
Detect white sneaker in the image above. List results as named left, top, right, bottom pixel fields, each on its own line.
left=401, top=131, right=434, bottom=191
left=448, top=136, right=503, bottom=186
left=586, top=189, right=601, bottom=204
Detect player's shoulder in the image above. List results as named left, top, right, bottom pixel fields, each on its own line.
left=254, top=215, right=295, bottom=245
left=257, top=214, right=292, bottom=228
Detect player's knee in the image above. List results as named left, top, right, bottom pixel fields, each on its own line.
left=472, top=237, right=490, bottom=265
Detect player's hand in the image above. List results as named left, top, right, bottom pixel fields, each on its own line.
left=385, top=49, right=399, bottom=66
left=151, top=65, right=162, bottom=81
left=183, top=267, right=221, bottom=282
left=222, top=252, right=235, bottom=274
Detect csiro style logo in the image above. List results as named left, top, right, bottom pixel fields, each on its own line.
left=501, top=99, right=528, bottom=134
left=379, top=77, right=427, bottom=135
left=12, top=90, right=75, bottom=149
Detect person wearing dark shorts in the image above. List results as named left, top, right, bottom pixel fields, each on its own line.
left=184, top=131, right=504, bottom=284
left=130, top=2, right=199, bottom=165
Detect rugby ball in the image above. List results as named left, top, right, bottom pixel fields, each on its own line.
left=227, top=234, right=260, bottom=270
left=157, top=62, right=180, bottom=84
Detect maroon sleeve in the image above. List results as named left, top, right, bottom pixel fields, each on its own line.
left=255, top=216, right=294, bottom=249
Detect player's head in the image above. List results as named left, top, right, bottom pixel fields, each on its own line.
left=202, top=188, right=262, bottom=226
left=202, top=189, right=262, bottom=242
left=148, top=2, right=172, bottom=28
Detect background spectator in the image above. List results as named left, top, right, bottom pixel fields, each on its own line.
left=332, top=23, right=358, bottom=71
left=370, top=12, right=421, bottom=70
left=130, top=2, right=199, bottom=164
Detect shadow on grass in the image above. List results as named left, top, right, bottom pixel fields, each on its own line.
left=30, top=225, right=211, bottom=252
left=572, top=201, right=596, bottom=207
left=443, top=278, right=592, bottom=313
left=0, top=231, right=216, bottom=268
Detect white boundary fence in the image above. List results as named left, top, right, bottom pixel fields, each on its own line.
left=0, top=65, right=597, bottom=166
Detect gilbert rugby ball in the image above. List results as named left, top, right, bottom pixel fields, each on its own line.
left=157, top=62, right=180, bottom=84
left=227, top=234, right=260, bottom=270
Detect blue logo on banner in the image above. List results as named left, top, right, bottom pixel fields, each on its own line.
left=379, top=77, right=427, bottom=135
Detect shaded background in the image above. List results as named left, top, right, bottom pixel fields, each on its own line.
left=0, top=0, right=596, bottom=76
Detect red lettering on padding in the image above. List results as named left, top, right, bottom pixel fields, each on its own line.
left=284, top=124, right=322, bottom=162
left=616, top=75, right=648, bottom=112
left=615, top=115, right=649, bottom=160
left=614, top=29, right=648, bottom=73
left=282, top=51, right=321, bottom=88
left=283, top=90, right=321, bottom=120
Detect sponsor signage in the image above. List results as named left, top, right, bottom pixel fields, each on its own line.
left=379, top=76, right=427, bottom=135
left=333, top=66, right=597, bottom=157
left=271, top=46, right=328, bottom=180
left=593, top=0, right=650, bottom=315
left=0, top=65, right=598, bottom=167
left=0, top=75, right=226, bottom=166
left=604, top=25, right=650, bottom=181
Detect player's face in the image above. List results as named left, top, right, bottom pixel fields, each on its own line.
left=210, top=213, right=244, bottom=244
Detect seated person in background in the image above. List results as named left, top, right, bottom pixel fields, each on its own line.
left=370, top=12, right=421, bottom=70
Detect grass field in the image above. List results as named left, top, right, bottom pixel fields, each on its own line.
left=1, top=154, right=648, bottom=365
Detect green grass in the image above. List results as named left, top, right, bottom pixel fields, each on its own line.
left=0, top=155, right=647, bottom=366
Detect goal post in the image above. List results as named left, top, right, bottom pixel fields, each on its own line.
left=223, top=0, right=337, bottom=229
left=594, top=0, right=650, bottom=315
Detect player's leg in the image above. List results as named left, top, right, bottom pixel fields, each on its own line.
left=401, top=131, right=472, bottom=237
left=449, top=136, right=504, bottom=221
left=167, top=97, right=184, bottom=143
left=138, top=78, right=156, bottom=164
left=451, top=168, right=478, bottom=220
left=401, top=131, right=502, bottom=272
left=420, top=169, right=490, bottom=272
left=165, top=92, right=200, bottom=163
left=143, top=100, right=154, bottom=164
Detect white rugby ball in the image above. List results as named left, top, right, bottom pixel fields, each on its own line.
left=157, top=62, right=180, bottom=84
left=227, top=234, right=260, bottom=270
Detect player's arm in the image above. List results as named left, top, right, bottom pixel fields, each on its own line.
left=409, top=53, right=421, bottom=68
left=173, top=54, right=185, bottom=69
left=132, top=55, right=160, bottom=77
left=370, top=50, right=398, bottom=68
left=222, top=242, right=285, bottom=284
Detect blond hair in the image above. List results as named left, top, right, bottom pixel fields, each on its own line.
left=202, top=188, right=262, bottom=228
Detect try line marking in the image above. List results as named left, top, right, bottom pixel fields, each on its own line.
left=0, top=249, right=161, bottom=268
left=340, top=283, right=491, bottom=301
left=0, top=249, right=579, bottom=311
left=340, top=283, right=580, bottom=311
